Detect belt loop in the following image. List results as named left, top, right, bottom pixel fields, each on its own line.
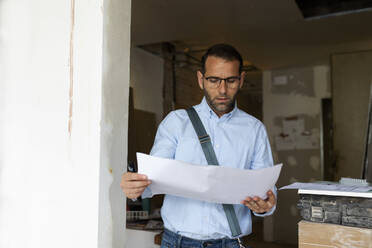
left=176, top=233, right=182, bottom=248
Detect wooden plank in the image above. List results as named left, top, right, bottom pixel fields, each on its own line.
left=299, top=221, right=372, bottom=248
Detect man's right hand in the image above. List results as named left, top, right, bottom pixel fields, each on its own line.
left=120, top=172, right=152, bottom=200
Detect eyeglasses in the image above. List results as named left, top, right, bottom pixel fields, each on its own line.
left=203, top=75, right=241, bottom=89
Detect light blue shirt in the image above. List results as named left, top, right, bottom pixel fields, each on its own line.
left=143, top=97, right=276, bottom=239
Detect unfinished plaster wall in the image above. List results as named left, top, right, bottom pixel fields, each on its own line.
left=0, top=0, right=132, bottom=247
left=130, top=47, right=164, bottom=124
left=0, top=0, right=105, bottom=247
left=101, top=0, right=131, bottom=247
left=263, top=65, right=331, bottom=244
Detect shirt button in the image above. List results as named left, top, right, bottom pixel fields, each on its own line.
left=215, top=144, right=219, bottom=148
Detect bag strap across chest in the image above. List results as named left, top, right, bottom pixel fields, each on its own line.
left=186, top=107, right=242, bottom=237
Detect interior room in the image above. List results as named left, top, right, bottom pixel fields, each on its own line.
left=126, top=0, right=372, bottom=247
left=1, top=0, right=372, bottom=248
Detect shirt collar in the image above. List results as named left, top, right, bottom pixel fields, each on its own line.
left=196, top=97, right=238, bottom=120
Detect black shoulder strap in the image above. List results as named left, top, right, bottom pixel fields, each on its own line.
left=186, top=107, right=242, bottom=237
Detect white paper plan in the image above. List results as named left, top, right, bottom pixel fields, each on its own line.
left=137, top=153, right=282, bottom=204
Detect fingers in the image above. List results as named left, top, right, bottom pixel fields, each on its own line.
left=241, top=197, right=262, bottom=213
left=126, top=187, right=147, bottom=199
left=254, top=197, right=268, bottom=209
left=122, top=172, right=148, bottom=181
left=121, top=173, right=149, bottom=187
left=125, top=180, right=152, bottom=189
left=241, top=191, right=276, bottom=213
left=120, top=172, right=151, bottom=199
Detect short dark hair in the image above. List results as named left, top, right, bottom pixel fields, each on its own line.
left=200, top=44, right=243, bottom=74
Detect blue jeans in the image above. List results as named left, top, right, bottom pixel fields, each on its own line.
left=161, top=228, right=251, bottom=248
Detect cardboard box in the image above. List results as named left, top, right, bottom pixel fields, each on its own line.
left=299, top=221, right=372, bottom=248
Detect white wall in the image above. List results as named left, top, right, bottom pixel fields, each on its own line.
left=101, top=0, right=131, bottom=247
left=0, top=0, right=131, bottom=247
left=130, top=47, right=164, bottom=124
left=263, top=65, right=331, bottom=244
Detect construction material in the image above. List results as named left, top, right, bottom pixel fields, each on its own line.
left=299, top=221, right=372, bottom=248
left=297, top=194, right=372, bottom=228
left=340, top=177, right=369, bottom=187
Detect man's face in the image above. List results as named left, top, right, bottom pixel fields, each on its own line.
left=197, top=56, right=245, bottom=117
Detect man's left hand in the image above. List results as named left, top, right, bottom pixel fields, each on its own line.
left=241, top=190, right=276, bottom=214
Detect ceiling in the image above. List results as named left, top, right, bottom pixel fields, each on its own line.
left=131, top=0, right=372, bottom=69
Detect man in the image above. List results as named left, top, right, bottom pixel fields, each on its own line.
left=121, top=44, right=276, bottom=248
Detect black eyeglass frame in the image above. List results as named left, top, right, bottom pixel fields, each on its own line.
left=202, top=75, right=242, bottom=88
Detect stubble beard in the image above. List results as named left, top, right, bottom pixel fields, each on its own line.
left=203, top=88, right=237, bottom=115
